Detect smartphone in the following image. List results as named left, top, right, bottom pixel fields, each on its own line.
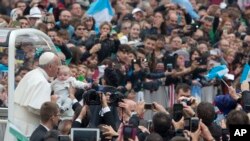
left=144, top=103, right=153, bottom=110
left=167, top=63, right=173, bottom=72
left=58, top=135, right=70, bottom=141
left=177, top=13, right=182, bottom=25
left=173, top=104, right=183, bottom=122
left=210, top=49, right=218, bottom=55
left=204, top=16, right=214, bottom=23
left=190, top=117, right=199, bottom=132
left=147, top=120, right=152, bottom=131
left=123, top=125, right=137, bottom=140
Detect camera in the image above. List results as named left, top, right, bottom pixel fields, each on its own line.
left=204, top=16, right=214, bottom=23
left=184, top=117, right=199, bottom=132
left=195, top=57, right=202, bottom=64
left=190, top=117, right=199, bottom=132
left=132, top=58, right=147, bottom=65
left=144, top=103, right=155, bottom=110
left=195, top=56, right=207, bottom=65
left=163, top=53, right=177, bottom=70
left=83, top=89, right=102, bottom=105
left=242, top=91, right=250, bottom=112
left=181, top=98, right=192, bottom=106
left=109, top=92, right=125, bottom=106
left=83, top=88, right=125, bottom=106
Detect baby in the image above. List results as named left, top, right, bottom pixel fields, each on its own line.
left=51, top=65, right=91, bottom=113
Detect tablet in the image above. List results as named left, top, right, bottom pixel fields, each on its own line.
left=71, top=128, right=100, bottom=141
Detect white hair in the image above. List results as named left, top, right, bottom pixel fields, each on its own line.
left=39, top=52, right=56, bottom=66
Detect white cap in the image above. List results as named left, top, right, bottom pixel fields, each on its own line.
left=220, top=2, right=227, bottom=9
left=172, top=49, right=190, bottom=61
left=27, top=7, right=42, bottom=18
left=132, top=8, right=144, bottom=15
left=39, top=52, right=56, bottom=66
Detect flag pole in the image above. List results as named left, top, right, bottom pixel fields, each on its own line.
left=221, top=79, right=229, bottom=88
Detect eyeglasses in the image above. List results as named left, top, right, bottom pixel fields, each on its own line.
left=122, top=27, right=130, bottom=30
left=77, top=28, right=87, bottom=31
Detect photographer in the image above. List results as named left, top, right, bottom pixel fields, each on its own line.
left=175, top=83, right=198, bottom=118
left=128, top=48, right=173, bottom=93
left=84, top=21, right=120, bottom=63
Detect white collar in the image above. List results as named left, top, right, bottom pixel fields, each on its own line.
left=40, top=123, right=50, bottom=131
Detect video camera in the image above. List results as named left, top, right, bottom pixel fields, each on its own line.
left=83, top=86, right=125, bottom=106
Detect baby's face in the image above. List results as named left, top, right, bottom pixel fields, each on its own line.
left=57, top=71, right=70, bottom=81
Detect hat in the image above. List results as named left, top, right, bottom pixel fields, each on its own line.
left=172, top=49, right=190, bottom=61
left=39, top=52, right=56, bottom=65
left=27, top=7, right=42, bottom=18
left=122, top=13, right=134, bottom=21
left=214, top=94, right=237, bottom=115
left=132, top=8, right=144, bottom=15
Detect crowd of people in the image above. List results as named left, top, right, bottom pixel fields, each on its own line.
left=1, top=0, right=250, bottom=141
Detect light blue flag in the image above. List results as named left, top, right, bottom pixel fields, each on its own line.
left=87, top=0, right=114, bottom=31
left=240, top=63, right=250, bottom=83
left=172, top=0, right=200, bottom=20
left=9, top=121, right=29, bottom=141
left=206, top=65, right=229, bottom=80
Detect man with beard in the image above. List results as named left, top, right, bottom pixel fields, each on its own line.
left=55, top=10, right=75, bottom=38
left=30, top=102, right=61, bottom=141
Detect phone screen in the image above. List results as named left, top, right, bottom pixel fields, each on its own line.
left=167, top=63, right=173, bottom=72
left=204, top=16, right=214, bottom=23
left=123, top=125, right=137, bottom=140
left=173, top=104, right=183, bottom=122
left=190, top=117, right=199, bottom=132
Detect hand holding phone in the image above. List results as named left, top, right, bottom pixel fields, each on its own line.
left=173, top=104, right=183, bottom=122
left=144, top=103, right=154, bottom=110
left=190, top=117, right=199, bottom=132
left=123, top=125, right=137, bottom=140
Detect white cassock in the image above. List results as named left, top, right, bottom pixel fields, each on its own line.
left=4, top=67, right=51, bottom=140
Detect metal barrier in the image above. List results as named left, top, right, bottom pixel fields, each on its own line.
left=0, top=107, right=8, bottom=139
left=141, top=85, right=218, bottom=120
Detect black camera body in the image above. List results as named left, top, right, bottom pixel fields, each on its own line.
left=83, top=89, right=125, bottom=106
left=109, top=92, right=125, bottom=106
left=163, top=53, right=177, bottom=70
left=83, top=89, right=102, bottom=105
left=181, top=98, right=192, bottom=106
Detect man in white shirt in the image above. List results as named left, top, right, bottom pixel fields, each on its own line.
left=4, top=52, right=61, bottom=141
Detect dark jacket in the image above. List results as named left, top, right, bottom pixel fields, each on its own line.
left=70, top=35, right=86, bottom=46
left=30, top=124, right=48, bottom=141
left=85, top=34, right=120, bottom=63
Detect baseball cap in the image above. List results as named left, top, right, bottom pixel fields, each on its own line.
left=132, top=8, right=144, bottom=15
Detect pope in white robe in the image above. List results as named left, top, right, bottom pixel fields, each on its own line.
left=4, top=52, right=60, bottom=141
